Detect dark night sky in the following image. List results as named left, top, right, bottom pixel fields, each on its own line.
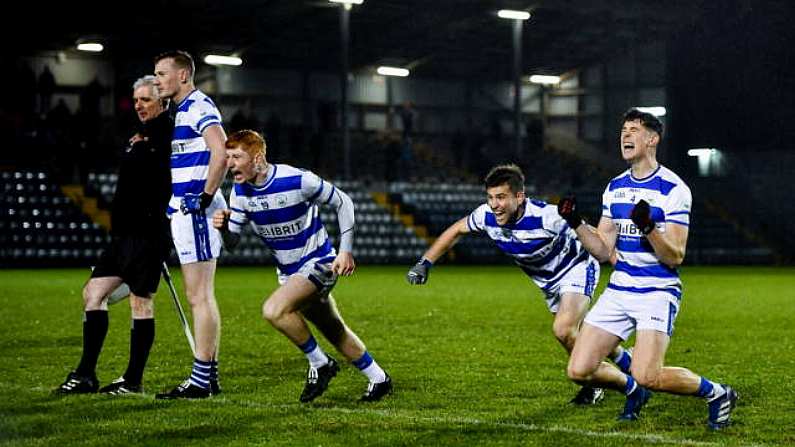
left=669, top=1, right=795, bottom=153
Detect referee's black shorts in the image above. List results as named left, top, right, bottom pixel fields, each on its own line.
left=91, top=235, right=170, bottom=297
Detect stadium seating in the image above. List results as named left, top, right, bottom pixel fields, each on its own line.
left=85, top=172, right=118, bottom=209
left=388, top=182, right=506, bottom=263
left=0, top=170, right=110, bottom=267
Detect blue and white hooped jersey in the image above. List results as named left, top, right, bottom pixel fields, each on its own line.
left=228, top=164, right=338, bottom=276
left=602, top=165, right=692, bottom=299
left=168, top=89, right=223, bottom=215
left=467, top=199, right=593, bottom=292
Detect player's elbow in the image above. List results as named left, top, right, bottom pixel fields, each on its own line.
left=666, top=250, right=685, bottom=268
left=594, top=252, right=612, bottom=264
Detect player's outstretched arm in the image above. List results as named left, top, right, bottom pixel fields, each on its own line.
left=212, top=209, right=240, bottom=251
left=407, top=217, right=469, bottom=285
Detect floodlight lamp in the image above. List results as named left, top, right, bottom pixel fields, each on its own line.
left=687, top=148, right=716, bottom=157
left=77, top=43, right=103, bottom=53
left=498, top=10, right=531, bottom=20
left=377, top=66, right=409, bottom=77
left=204, top=55, right=243, bottom=66
left=529, top=75, right=560, bottom=85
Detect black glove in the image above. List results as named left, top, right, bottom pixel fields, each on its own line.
left=630, top=199, right=655, bottom=235
left=180, top=192, right=214, bottom=215
left=557, top=196, right=584, bottom=229
left=406, top=258, right=432, bottom=285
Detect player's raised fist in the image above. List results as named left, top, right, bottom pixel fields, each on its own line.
left=557, top=196, right=583, bottom=229
left=630, top=199, right=654, bottom=235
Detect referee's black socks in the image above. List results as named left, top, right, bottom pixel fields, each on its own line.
left=123, top=318, right=154, bottom=385
left=76, top=310, right=109, bottom=377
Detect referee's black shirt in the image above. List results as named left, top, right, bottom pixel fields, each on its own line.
left=111, top=111, right=173, bottom=238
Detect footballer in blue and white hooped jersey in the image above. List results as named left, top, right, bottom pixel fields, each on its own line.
left=467, top=198, right=599, bottom=310
left=227, top=164, right=345, bottom=278
left=568, top=110, right=736, bottom=430
left=168, top=89, right=224, bottom=215
left=218, top=130, right=392, bottom=401
left=601, top=165, right=691, bottom=300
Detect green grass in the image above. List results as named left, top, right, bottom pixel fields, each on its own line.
left=1, top=266, right=794, bottom=446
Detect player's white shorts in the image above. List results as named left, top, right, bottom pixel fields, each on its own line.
left=170, top=192, right=227, bottom=265
left=542, top=258, right=600, bottom=313
left=584, top=286, right=680, bottom=340
left=277, top=256, right=338, bottom=297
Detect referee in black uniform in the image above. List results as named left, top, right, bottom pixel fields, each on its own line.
left=57, top=75, right=173, bottom=395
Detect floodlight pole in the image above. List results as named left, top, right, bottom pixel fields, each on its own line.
left=340, top=4, right=351, bottom=179
left=512, top=19, right=523, bottom=157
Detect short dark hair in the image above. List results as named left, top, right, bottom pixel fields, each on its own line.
left=484, top=163, right=525, bottom=193
left=623, top=108, right=664, bottom=139
left=154, top=50, right=195, bottom=79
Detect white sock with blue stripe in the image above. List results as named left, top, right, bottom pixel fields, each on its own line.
left=189, top=358, right=211, bottom=390
left=298, top=335, right=329, bottom=369
left=624, top=374, right=637, bottom=395
left=612, top=347, right=632, bottom=373
left=352, top=351, right=387, bottom=383
left=696, top=376, right=725, bottom=400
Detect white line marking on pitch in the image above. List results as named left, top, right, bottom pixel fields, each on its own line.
left=22, top=385, right=763, bottom=447
left=216, top=397, right=753, bottom=447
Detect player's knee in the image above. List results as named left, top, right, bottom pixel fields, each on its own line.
left=567, top=360, right=595, bottom=383
left=552, top=320, right=577, bottom=347
left=262, top=299, right=285, bottom=324
left=185, top=288, right=212, bottom=307
left=82, top=285, right=105, bottom=309
left=130, top=296, right=154, bottom=319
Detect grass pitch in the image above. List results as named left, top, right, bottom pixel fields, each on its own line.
left=1, top=265, right=794, bottom=446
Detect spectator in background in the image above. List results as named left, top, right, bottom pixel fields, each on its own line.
left=48, top=99, right=71, bottom=129
left=45, top=99, right=73, bottom=173
left=81, top=77, right=104, bottom=120
left=228, top=100, right=259, bottom=133
left=489, top=112, right=503, bottom=143
left=525, top=117, right=543, bottom=153
left=450, top=128, right=467, bottom=169
left=18, top=62, right=37, bottom=118
left=264, top=112, right=282, bottom=161
left=399, top=101, right=416, bottom=178
left=400, top=101, right=415, bottom=143
left=38, top=66, right=56, bottom=115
